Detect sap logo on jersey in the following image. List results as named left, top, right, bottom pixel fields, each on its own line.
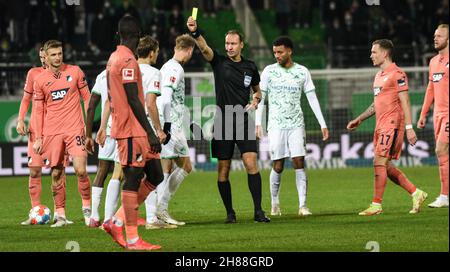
left=51, top=88, right=69, bottom=101
left=432, top=73, right=444, bottom=83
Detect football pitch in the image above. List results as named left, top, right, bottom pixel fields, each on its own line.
left=0, top=166, right=448, bottom=252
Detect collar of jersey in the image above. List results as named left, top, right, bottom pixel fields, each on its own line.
left=381, top=62, right=397, bottom=75
left=277, top=62, right=296, bottom=70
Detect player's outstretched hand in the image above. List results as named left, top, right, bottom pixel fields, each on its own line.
left=256, top=125, right=264, bottom=139
left=346, top=118, right=361, bottom=131
left=85, top=137, right=95, bottom=155
left=321, top=128, right=329, bottom=141
left=33, top=138, right=43, bottom=154
left=16, top=119, right=27, bottom=136
left=406, top=128, right=417, bottom=146
left=96, top=128, right=106, bottom=147
left=187, top=16, right=197, bottom=32
left=417, top=117, right=426, bottom=129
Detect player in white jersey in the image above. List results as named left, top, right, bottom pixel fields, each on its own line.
left=85, top=70, right=124, bottom=227
left=255, top=36, right=329, bottom=216
left=133, top=35, right=176, bottom=230
left=147, top=34, right=196, bottom=226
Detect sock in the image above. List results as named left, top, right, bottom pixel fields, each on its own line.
left=104, top=179, right=121, bottom=221
left=114, top=206, right=125, bottom=225
left=78, top=176, right=91, bottom=208
left=269, top=169, right=281, bottom=206
left=159, top=168, right=188, bottom=211
left=54, top=175, right=66, bottom=218
left=295, top=169, right=307, bottom=208
left=248, top=173, right=262, bottom=212
left=127, top=237, right=139, bottom=244
left=373, top=165, right=387, bottom=204
left=28, top=176, right=42, bottom=207
left=156, top=173, right=170, bottom=204
left=112, top=180, right=156, bottom=225
left=438, top=154, right=449, bottom=196
left=137, top=180, right=156, bottom=204
left=439, top=194, right=448, bottom=201
left=386, top=164, right=416, bottom=194
left=121, top=190, right=139, bottom=242
left=144, top=190, right=158, bottom=222
left=91, top=186, right=103, bottom=220
left=52, top=177, right=66, bottom=218
left=218, top=180, right=234, bottom=214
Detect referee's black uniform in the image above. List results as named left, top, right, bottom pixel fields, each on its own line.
left=208, top=49, right=270, bottom=223
left=210, top=49, right=259, bottom=158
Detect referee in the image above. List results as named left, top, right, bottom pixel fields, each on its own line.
left=187, top=16, right=270, bottom=223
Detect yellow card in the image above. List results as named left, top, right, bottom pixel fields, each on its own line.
left=192, top=7, right=198, bottom=20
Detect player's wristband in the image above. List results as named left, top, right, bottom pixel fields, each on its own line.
left=190, top=28, right=201, bottom=39
left=163, top=122, right=172, bottom=133
left=405, top=124, right=413, bottom=130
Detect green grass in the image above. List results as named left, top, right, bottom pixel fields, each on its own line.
left=0, top=167, right=447, bottom=252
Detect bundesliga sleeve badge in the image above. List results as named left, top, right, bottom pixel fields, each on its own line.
left=122, top=69, right=134, bottom=80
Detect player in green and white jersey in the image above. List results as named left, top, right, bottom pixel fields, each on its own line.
left=152, top=34, right=196, bottom=226
left=255, top=36, right=329, bottom=217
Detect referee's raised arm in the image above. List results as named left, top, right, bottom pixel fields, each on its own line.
left=187, top=16, right=214, bottom=62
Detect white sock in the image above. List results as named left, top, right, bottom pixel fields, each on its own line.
left=269, top=169, right=281, bottom=206
left=295, top=169, right=307, bottom=208
left=439, top=194, right=448, bottom=201
left=156, top=173, right=170, bottom=204
left=159, top=168, right=188, bottom=211
left=91, top=186, right=103, bottom=220
left=104, top=179, right=121, bottom=221
left=144, top=190, right=158, bottom=222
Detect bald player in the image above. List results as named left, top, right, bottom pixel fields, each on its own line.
left=417, top=24, right=449, bottom=208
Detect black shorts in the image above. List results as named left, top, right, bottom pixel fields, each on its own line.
left=211, top=139, right=257, bottom=160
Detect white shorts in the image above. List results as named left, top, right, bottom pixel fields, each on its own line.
left=161, top=128, right=189, bottom=159
left=98, top=136, right=117, bottom=162
left=268, top=128, right=306, bottom=161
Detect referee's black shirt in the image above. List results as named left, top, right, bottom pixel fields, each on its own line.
left=209, top=50, right=260, bottom=110
left=209, top=50, right=260, bottom=140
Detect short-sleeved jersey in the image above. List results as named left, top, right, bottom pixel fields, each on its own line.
left=33, top=64, right=89, bottom=136
left=210, top=50, right=260, bottom=110
left=159, top=59, right=185, bottom=129
left=91, top=70, right=112, bottom=136
left=260, top=63, right=315, bottom=130
left=20, top=66, right=45, bottom=133
left=429, top=54, right=449, bottom=116
left=106, top=45, right=146, bottom=139
left=373, top=63, right=408, bottom=129
left=139, top=63, right=161, bottom=127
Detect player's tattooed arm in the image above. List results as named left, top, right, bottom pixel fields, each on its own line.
left=358, top=102, right=375, bottom=122
left=347, top=102, right=374, bottom=131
